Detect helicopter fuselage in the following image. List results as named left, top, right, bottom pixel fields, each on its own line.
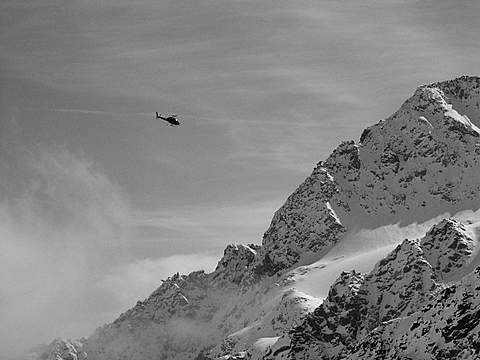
left=156, top=112, right=180, bottom=126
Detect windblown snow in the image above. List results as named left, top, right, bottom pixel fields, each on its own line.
left=37, top=76, right=480, bottom=360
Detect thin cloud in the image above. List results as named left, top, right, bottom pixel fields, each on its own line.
left=45, top=108, right=151, bottom=118
left=0, top=144, right=132, bottom=357
left=55, top=108, right=122, bottom=116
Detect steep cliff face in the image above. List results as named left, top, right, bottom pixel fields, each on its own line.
left=251, top=165, right=346, bottom=277
left=39, top=76, right=480, bottom=360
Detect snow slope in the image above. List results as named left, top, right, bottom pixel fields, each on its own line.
left=38, top=76, right=480, bottom=360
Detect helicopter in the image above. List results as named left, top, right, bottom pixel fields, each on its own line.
left=156, top=112, right=180, bottom=126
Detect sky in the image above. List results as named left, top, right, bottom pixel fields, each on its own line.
left=1, top=0, right=480, bottom=356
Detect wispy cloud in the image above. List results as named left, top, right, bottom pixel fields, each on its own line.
left=55, top=108, right=122, bottom=116
left=0, top=144, right=132, bottom=356
left=97, top=253, right=220, bottom=308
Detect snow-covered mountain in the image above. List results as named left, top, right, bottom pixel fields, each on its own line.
left=38, top=76, right=480, bottom=360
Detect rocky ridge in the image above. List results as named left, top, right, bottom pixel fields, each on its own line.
left=268, top=218, right=478, bottom=359
left=38, top=76, right=480, bottom=360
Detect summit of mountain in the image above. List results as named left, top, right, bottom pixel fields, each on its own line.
left=247, top=75, right=480, bottom=279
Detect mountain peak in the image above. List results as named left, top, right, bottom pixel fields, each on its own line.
left=420, top=218, right=475, bottom=282
left=39, top=339, right=86, bottom=360
left=212, top=243, right=260, bottom=286
left=326, top=76, right=480, bottom=229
